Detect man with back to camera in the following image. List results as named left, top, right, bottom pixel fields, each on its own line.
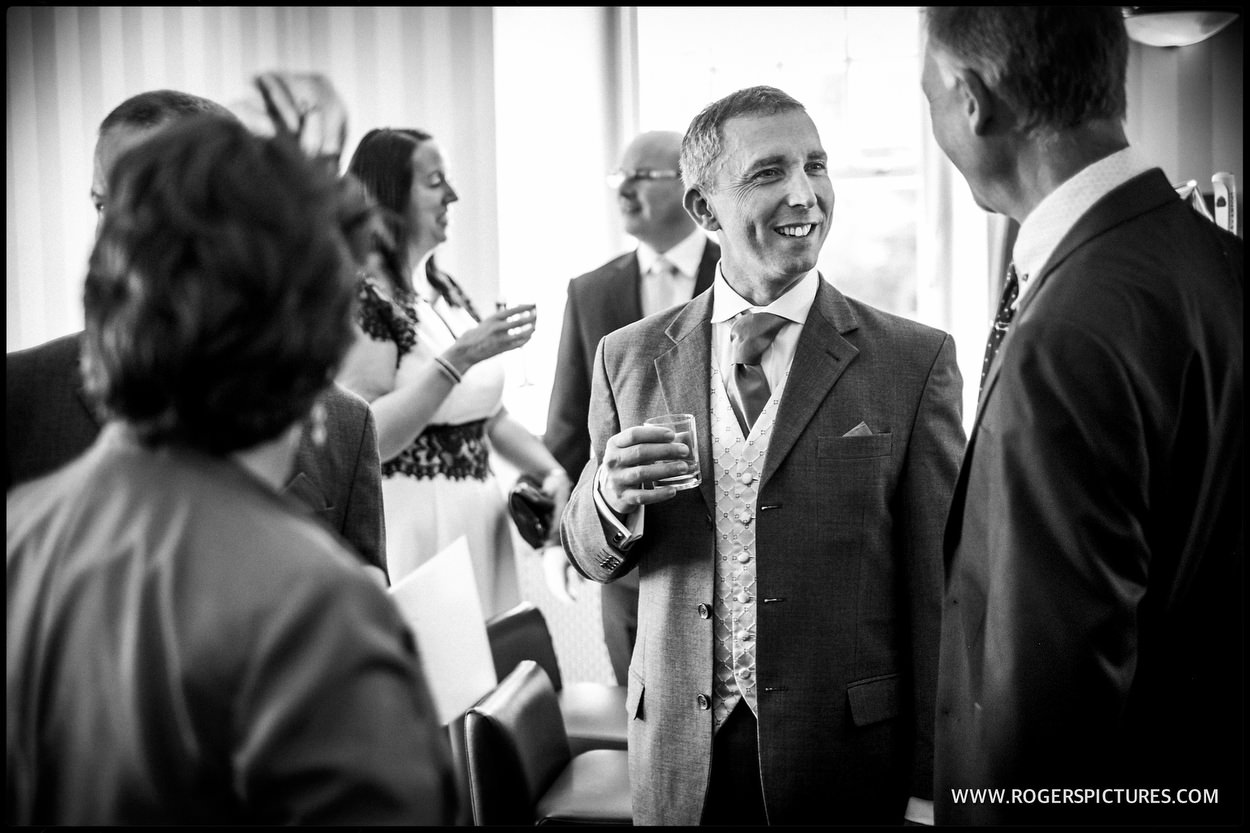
left=559, top=85, right=965, bottom=825
left=544, top=130, right=719, bottom=685
left=5, top=85, right=388, bottom=578
left=923, top=7, right=1243, bottom=825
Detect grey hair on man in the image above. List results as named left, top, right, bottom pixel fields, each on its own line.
left=679, top=85, right=806, bottom=195
left=923, top=6, right=1127, bottom=133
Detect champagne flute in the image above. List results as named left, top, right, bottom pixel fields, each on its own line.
left=496, top=297, right=535, bottom=387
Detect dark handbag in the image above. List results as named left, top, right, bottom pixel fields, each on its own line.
left=507, top=474, right=556, bottom=549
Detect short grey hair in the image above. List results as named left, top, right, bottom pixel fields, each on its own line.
left=680, top=85, right=807, bottom=194
left=923, top=7, right=1127, bottom=132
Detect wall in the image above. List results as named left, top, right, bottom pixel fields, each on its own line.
left=1126, top=16, right=1243, bottom=213
left=493, top=6, right=629, bottom=435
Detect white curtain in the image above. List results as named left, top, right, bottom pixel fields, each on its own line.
left=7, top=5, right=499, bottom=351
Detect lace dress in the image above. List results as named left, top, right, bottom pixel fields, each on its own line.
left=355, top=271, right=519, bottom=618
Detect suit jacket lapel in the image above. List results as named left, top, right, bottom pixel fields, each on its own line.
left=613, top=254, right=643, bottom=326
left=762, top=278, right=859, bottom=486
left=970, top=168, right=1178, bottom=430
left=655, top=292, right=715, bottom=513
left=1018, top=169, right=1178, bottom=322
left=951, top=169, right=1182, bottom=559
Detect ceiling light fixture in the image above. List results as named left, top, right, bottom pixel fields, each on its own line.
left=1121, top=7, right=1239, bottom=48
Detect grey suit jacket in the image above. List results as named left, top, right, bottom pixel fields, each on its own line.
left=6, top=425, right=453, bottom=824
left=561, top=277, right=965, bottom=825
left=6, top=332, right=386, bottom=574
left=936, top=169, right=1244, bottom=825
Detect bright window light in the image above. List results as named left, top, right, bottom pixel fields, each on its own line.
left=636, top=6, right=925, bottom=318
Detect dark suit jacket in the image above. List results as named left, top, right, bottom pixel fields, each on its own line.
left=6, top=332, right=386, bottom=574
left=935, top=170, right=1244, bottom=825
left=5, top=332, right=96, bottom=490
left=6, top=426, right=453, bottom=824
left=544, top=240, right=719, bottom=481
left=562, top=278, right=965, bottom=825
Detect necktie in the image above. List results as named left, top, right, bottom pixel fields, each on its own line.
left=727, top=311, right=789, bottom=436
left=979, top=262, right=1020, bottom=393
left=644, top=257, right=680, bottom=315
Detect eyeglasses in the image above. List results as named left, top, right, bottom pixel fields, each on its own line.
left=606, top=169, right=681, bottom=189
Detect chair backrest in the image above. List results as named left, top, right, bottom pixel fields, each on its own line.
left=465, top=660, right=572, bottom=826
left=485, top=601, right=564, bottom=691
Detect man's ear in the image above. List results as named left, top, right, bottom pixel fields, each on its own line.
left=684, top=187, right=720, bottom=232
left=955, top=66, right=995, bottom=137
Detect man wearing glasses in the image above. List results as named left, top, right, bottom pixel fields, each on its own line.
left=544, top=130, right=719, bottom=686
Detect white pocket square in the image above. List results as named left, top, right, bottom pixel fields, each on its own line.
left=842, top=421, right=873, bottom=437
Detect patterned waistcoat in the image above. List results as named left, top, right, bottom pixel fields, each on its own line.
left=708, top=361, right=784, bottom=730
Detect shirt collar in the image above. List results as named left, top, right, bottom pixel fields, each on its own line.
left=1013, top=146, right=1150, bottom=286
left=637, top=228, right=708, bottom=279
left=710, top=264, right=819, bottom=325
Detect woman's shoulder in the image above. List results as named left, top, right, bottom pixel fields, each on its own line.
left=356, top=270, right=419, bottom=355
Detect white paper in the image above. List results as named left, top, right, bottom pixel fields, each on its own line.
left=388, top=536, right=498, bottom=724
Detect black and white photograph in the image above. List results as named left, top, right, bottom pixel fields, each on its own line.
left=6, top=6, right=1243, bottom=826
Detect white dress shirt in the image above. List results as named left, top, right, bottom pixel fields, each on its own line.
left=708, top=264, right=817, bottom=397
left=636, top=229, right=708, bottom=316
left=594, top=267, right=820, bottom=544
left=1012, top=147, right=1151, bottom=305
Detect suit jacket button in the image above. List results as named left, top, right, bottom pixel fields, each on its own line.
left=696, top=693, right=710, bottom=710
left=697, top=603, right=710, bottom=619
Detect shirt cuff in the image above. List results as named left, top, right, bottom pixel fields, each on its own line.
left=904, top=796, right=933, bottom=825
left=592, top=465, right=644, bottom=549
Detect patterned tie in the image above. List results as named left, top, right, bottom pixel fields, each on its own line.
left=727, top=311, right=789, bottom=436
left=979, top=262, right=1020, bottom=393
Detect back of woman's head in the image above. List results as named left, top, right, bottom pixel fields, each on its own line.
left=83, top=114, right=363, bottom=455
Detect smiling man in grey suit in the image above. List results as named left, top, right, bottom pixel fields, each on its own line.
left=560, top=86, right=965, bottom=825
left=545, top=130, right=718, bottom=684
left=5, top=87, right=386, bottom=576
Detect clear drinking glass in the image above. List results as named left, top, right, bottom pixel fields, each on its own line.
left=643, top=413, right=701, bottom=490
left=496, top=298, right=534, bottom=387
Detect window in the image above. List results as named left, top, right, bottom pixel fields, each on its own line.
left=635, top=6, right=991, bottom=425
left=493, top=7, right=992, bottom=434
left=637, top=6, right=924, bottom=316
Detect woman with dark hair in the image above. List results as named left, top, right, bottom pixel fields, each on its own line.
left=6, top=116, right=454, bottom=825
left=338, top=127, right=570, bottom=616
